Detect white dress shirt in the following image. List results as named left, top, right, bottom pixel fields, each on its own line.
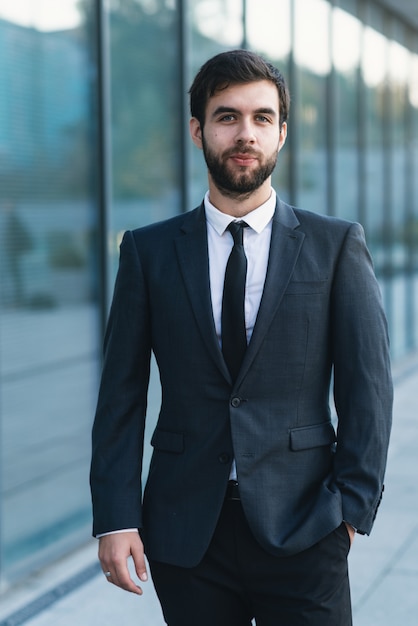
left=204, top=189, right=276, bottom=346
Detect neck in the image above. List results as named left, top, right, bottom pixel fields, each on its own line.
left=207, top=179, right=272, bottom=218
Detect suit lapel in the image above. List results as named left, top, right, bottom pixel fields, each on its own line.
left=236, top=200, right=305, bottom=387
left=174, top=200, right=305, bottom=387
left=174, top=205, right=230, bottom=380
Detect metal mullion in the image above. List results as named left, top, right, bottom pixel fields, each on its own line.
left=95, top=0, right=113, bottom=334
left=178, top=0, right=190, bottom=213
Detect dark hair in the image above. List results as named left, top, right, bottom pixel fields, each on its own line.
left=189, top=49, right=290, bottom=128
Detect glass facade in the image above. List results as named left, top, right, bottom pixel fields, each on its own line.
left=333, top=1, right=361, bottom=222
left=293, top=0, right=331, bottom=212
left=108, top=0, right=182, bottom=269
left=0, top=0, right=417, bottom=591
left=0, top=0, right=101, bottom=586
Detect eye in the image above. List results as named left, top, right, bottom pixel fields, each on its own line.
left=219, top=114, right=236, bottom=122
left=255, top=114, right=270, bottom=123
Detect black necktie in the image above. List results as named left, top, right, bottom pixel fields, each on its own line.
left=221, top=221, right=248, bottom=381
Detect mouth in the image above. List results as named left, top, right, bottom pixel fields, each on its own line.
left=229, top=153, right=258, bottom=167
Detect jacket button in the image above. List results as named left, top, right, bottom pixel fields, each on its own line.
left=218, top=453, right=230, bottom=464
left=231, top=397, right=241, bottom=408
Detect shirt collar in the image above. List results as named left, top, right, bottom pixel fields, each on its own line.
left=204, top=189, right=277, bottom=236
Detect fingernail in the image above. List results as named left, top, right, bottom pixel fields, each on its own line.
left=140, top=573, right=148, bottom=582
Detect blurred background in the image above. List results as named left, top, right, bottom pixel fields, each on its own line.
left=0, top=0, right=417, bottom=597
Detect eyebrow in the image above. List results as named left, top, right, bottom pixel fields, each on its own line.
left=211, top=106, right=278, bottom=118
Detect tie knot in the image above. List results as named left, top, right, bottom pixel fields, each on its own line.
left=227, top=221, right=248, bottom=246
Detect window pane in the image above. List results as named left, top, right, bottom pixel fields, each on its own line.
left=246, top=0, right=291, bottom=61
left=333, top=4, right=361, bottom=221
left=362, top=16, right=387, bottom=270
left=392, top=38, right=414, bottom=356
left=362, top=7, right=395, bottom=348
left=0, top=0, right=100, bottom=584
left=108, top=0, right=182, bottom=274
left=294, top=0, right=331, bottom=211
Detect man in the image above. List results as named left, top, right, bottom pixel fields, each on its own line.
left=90, top=50, right=393, bottom=625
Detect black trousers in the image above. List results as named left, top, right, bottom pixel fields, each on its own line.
left=149, top=493, right=352, bottom=626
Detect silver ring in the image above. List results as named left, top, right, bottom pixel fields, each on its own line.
left=104, top=571, right=111, bottom=578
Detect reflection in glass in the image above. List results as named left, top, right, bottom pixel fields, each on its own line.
left=246, top=0, right=290, bottom=61
left=333, top=4, right=361, bottom=221
left=0, top=0, right=80, bottom=30
left=294, top=0, right=330, bottom=211
left=108, top=0, right=182, bottom=269
left=362, top=26, right=386, bottom=88
left=388, top=27, right=410, bottom=356
left=191, top=0, right=243, bottom=49
left=332, top=7, right=360, bottom=74
left=361, top=9, right=409, bottom=355
left=362, top=13, right=386, bottom=271
left=0, top=0, right=100, bottom=584
left=294, top=0, right=331, bottom=76
left=389, top=35, right=409, bottom=230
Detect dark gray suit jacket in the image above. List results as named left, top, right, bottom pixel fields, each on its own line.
left=90, top=198, right=393, bottom=566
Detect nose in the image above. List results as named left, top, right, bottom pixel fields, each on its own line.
left=235, top=119, right=256, bottom=144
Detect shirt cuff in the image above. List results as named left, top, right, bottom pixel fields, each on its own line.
left=96, top=528, right=139, bottom=538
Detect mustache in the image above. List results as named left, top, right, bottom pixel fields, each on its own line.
left=223, top=146, right=261, bottom=158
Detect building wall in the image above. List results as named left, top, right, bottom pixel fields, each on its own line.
left=0, top=0, right=417, bottom=591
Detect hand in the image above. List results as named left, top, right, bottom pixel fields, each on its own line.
left=344, top=522, right=356, bottom=547
left=98, top=532, right=148, bottom=595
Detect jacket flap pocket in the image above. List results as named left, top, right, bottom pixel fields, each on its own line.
left=289, top=421, right=336, bottom=451
left=151, top=428, right=184, bottom=453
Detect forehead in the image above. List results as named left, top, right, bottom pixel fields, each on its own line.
left=206, top=80, right=280, bottom=116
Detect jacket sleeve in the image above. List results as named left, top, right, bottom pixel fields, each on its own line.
left=90, top=230, right=151, bottom=536
left=331, top=222, right=393, bottom=535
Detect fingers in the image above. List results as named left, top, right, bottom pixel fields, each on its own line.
left=131, top=537, right=148, bottom=583
left=344, top=522, right=356, bottom=546
left=99, top=532, right=147, bottom=595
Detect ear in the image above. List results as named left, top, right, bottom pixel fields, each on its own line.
left=278, top=122, right=287, bottom=152
left=190, top=117, right=203, bottom=149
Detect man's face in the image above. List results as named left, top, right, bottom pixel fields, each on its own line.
left=190, top=80, right=287, bottom=199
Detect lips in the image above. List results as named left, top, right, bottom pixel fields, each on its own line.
left=229, top=152, right=258, bottom=166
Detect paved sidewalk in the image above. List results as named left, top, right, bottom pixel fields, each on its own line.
left=1, top=355, right=417, bottom=626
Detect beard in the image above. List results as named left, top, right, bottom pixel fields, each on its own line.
left=202, top=135, right=279, bottom=199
